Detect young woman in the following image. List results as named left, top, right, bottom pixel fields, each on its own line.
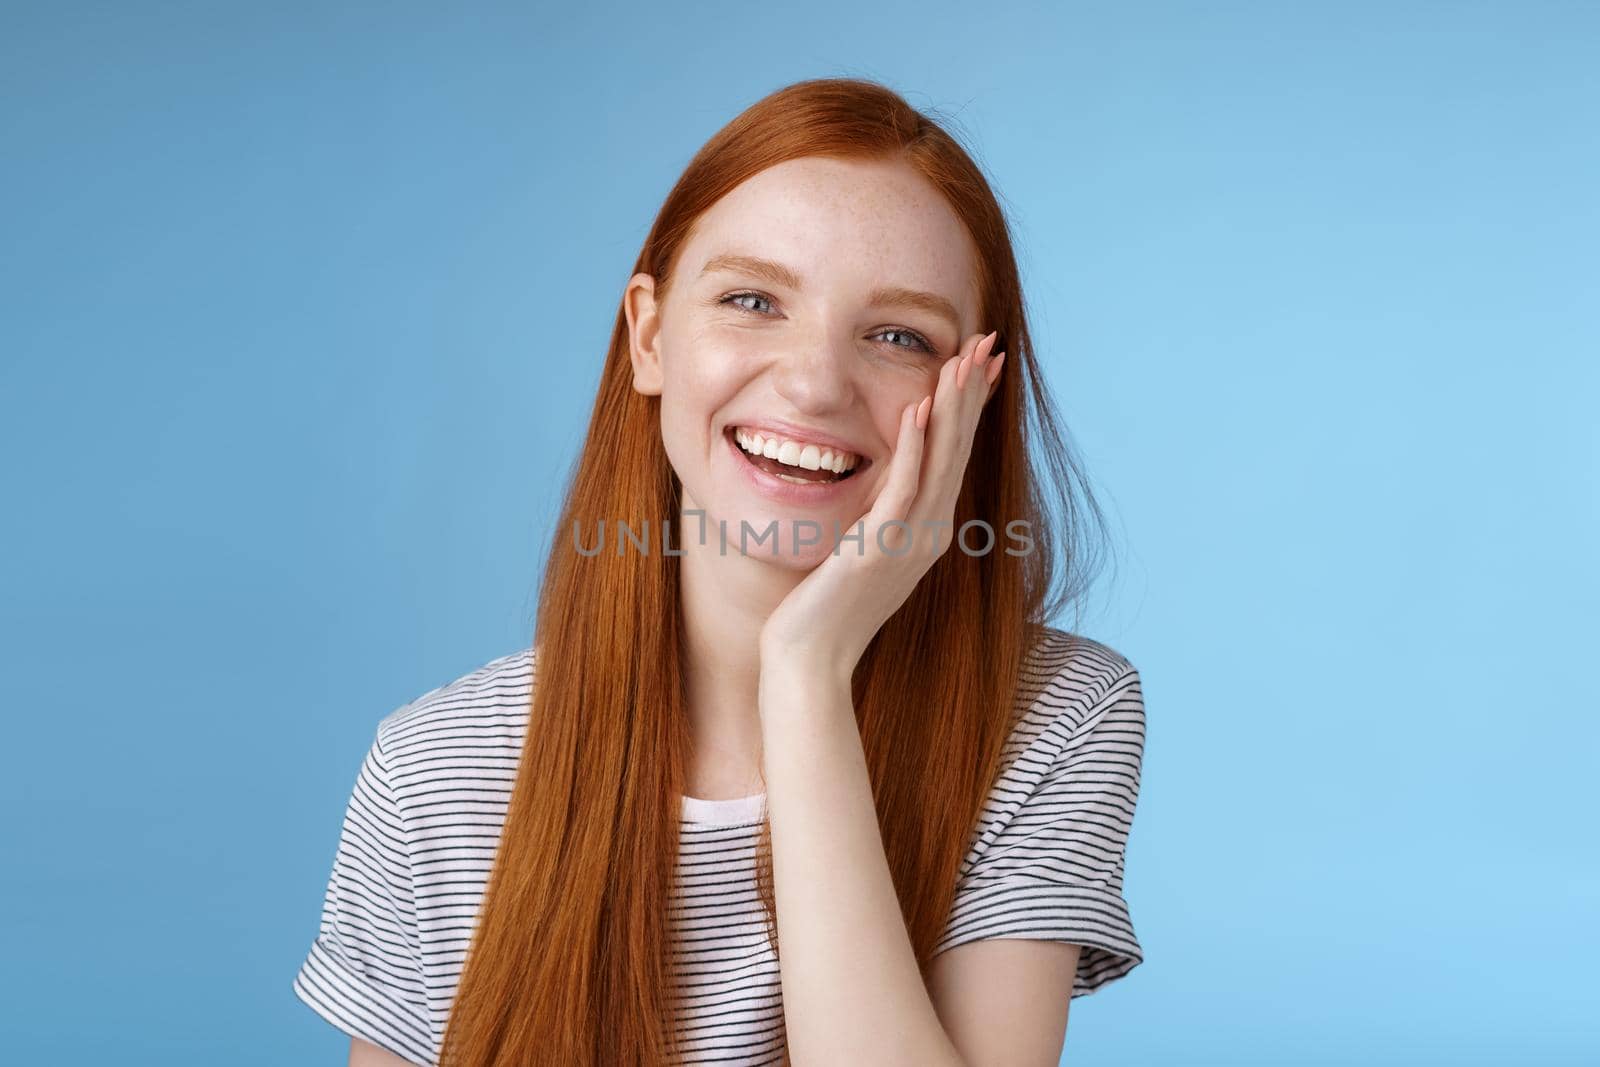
left=293, top=77, right=1147, bottom=1067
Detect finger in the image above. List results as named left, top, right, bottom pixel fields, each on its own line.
left=977, top=350, right=1007, bottom=411
left=913, top=330, right=997, bottom=524
left=958, top=337, right=999, bottom=423
left=871, top=396, right=927, bottom=527
left=940, top=352, right=994, bottom=516
left=859, top=397, right=928, bottom=557
left=985, top=350, right=1006, bottom=390
left=923, top=330, right=993, bottom=480
left=954, top=344, right=1004, bottom=453
left=954, top=329, right=999, bottom=390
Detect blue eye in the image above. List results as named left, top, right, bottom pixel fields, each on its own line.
left=719, top=291, right=938, bottom=355
left=722, top=291, right=774, bottom=315
left=874, top=327, right=935, bottom=354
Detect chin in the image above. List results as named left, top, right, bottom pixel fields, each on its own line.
left=697, top=506, right=852, bottom=567
left=764, top=536, right=839, bottom=572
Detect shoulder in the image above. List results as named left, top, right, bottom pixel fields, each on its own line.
left=1011, top=624, right=1143, bottom=754
left=370, top=645, right=538, bottom=786
left=971, top=626, right=1144, bottom=815
left=1024, top=624, right=1137, bottom=694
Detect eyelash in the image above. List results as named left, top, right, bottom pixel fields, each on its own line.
left=718, top=291, right=938, bottom=355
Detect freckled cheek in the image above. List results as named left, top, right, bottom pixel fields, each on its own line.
left=665, top=336, right=761, bottom=399
left=656, top=340, right=748, bottom=450
left=862, top=368, right=936, bottom=449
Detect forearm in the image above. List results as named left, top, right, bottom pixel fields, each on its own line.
left=757, top=659, right=966, bottom=1067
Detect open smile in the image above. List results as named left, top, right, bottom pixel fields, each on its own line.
left=723, top=425, right=872, bottom=504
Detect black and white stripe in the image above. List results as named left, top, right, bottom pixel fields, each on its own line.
left=292, top=626, right=1146, bottom=1065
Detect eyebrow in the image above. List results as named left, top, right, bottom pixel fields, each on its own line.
left=699, top=252, right=962, bottom=336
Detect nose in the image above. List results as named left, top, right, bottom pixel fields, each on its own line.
left=771, top=333, right=856, bottom=414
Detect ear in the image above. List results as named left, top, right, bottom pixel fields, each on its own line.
left=623, top=272, right=664, bottom=396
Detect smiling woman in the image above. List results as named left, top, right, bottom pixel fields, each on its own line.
left=292, top=76, right=1146, bottom=1067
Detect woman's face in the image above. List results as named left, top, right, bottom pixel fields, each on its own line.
left=624, top=155, right=984, bottom=569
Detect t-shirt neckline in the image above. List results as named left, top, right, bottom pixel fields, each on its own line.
left=680, top=792, right=767, bottom=826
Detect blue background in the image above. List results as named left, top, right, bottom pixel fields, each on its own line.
left=2, top=2, right=1595, bottom=1063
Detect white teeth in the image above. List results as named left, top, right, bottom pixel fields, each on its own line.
left=733, top=426, right=859, bottom=474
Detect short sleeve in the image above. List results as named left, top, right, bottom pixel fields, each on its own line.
left=934, top=665, right=1147, bottom=997
left=292, top=727, right=436, bottom=1064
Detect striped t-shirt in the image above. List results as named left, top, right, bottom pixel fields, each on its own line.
left=292, top=626, right=1147, bottom=1065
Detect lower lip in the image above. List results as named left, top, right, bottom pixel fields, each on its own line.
left=725, top=430, right=865, bottom=507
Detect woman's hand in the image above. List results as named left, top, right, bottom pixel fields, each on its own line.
left=758, top=329, right=1006, bottom=688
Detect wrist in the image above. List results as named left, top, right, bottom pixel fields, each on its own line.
left=757, top=643, right=854, bottom=701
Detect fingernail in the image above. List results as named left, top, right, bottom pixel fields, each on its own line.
left=978, top=330, right=998, bottom=363
left=916, top=394, right=933, bottom=430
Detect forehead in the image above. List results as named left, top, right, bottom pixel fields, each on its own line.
left=675, top=156, right=981, bottom=329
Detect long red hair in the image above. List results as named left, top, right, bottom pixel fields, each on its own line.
left=438, top=76, right=1108, bottom=1066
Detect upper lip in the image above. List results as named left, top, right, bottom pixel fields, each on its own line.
left=726, top=419, right=871, bottom=462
